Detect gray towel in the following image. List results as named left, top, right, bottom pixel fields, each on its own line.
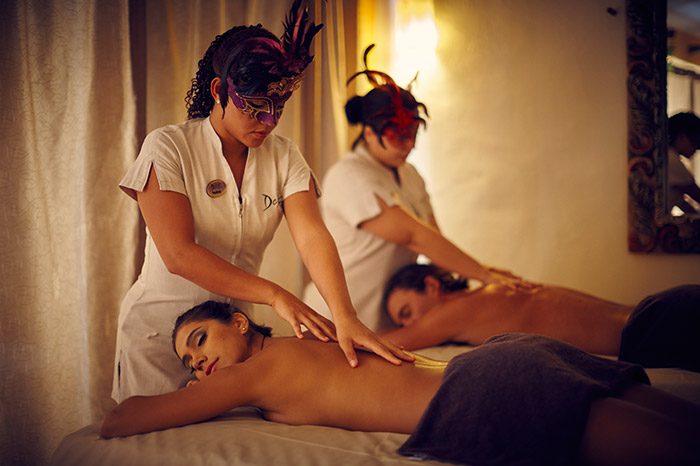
left=398, top=333, right=649, bottom=466
left=620, top=284, right=700, bottom=371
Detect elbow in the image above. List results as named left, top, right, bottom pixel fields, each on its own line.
left=404, top=232, right=427, bottom=254
left=99, top=397, right=141, bottom=439
left=389, top=229, right=415, bottom=249
left=100, top=412, right=120, bottom=439
left=159, top=247, right=191, bottom=276
left=406, top=225, right=440, bottom=255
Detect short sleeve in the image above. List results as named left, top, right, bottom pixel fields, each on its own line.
left=281, top=142, right=321, bottom=199
left=119, top=129, right=188, bottom=200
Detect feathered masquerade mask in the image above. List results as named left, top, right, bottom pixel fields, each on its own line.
left=220, top=0, right=323, bottom=125
left=346, top=44, right=428, bottom=145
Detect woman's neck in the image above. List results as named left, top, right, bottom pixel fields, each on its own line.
left=209, top=108, right=248, bottom=159
left=248, top=332, right=268, bottom=358
left=360, top=142, right=400, bottom=181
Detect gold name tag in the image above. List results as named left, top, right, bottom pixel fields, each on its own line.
left=206, top=179, right=226, bottom=198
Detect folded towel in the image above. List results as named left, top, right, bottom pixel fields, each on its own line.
left=398, top=333, right=649, bottom=466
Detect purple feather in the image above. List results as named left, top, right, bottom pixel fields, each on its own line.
left=280, top=0, right=323, bottom=74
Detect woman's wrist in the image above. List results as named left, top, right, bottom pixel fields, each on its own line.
left=477, top=266, right=496, bottom=284
left=329, top=307, right=358, bottom=324
left=264, top=282, right=287, bottom=307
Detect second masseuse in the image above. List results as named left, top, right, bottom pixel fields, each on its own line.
left=304, top=45, right=528, bottom=331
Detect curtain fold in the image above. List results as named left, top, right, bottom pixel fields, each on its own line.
left=1, top=1, right=137, bottom=464
left=0, top=1, right=357, bottom=464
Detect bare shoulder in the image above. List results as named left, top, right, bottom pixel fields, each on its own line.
left=247, top=338, right=347, bottom=377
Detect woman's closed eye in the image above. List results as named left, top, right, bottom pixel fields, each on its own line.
left=196, top=332, right=207, bottom=347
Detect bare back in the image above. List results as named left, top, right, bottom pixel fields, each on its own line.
left=247, top=338, right=444, bottom=433
left=448, top=284, right=633, bottom=355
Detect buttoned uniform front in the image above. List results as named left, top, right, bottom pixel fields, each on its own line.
left=112, top=117, right=317, bottom=402
left=303, top=145, right=434, bottom=331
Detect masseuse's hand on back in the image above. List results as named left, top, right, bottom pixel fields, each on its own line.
left=362, top=196, right=538, bottom=294
left=333, top=312, right=414, bottom=367
left=269, top=286, right=336, bottom=340
left=283, top=180, right=413, bottom=367
left=137, top=168, right=337, bottom=343
left=483, top=266, right=541, bottom=293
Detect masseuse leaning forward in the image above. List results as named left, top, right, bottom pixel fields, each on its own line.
left=111, top=0, right=409, bottom=402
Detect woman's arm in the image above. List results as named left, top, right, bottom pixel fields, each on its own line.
left=137, top=168, right=335, bottom=340
left=100, top=365, right=255, bottom=438
left=360, top=196, right=496, bottom=284
left=284, top=180, right=412, bottom=367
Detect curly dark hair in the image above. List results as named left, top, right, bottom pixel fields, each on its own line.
left=185, top=25, right=283, bottom=119
left=185, top=1, right=323, bottom=120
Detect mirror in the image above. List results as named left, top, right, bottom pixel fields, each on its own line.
left=627, top=0, right=700, bottom=252
left=667, top=1, right=700, bottom=217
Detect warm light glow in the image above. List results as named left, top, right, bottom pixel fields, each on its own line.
left=391, top=0, right=439, bottom=86
left=389, top=0, right=439, bottom=184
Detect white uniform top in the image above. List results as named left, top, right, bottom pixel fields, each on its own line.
left=302, top=145, right=434, bottom=331
left=113, top=117, right=317, bottom=402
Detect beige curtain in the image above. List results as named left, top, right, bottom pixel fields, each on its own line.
left=0, top=1, right=356, bottom=464
left=0, top=1, right=138, bottom=464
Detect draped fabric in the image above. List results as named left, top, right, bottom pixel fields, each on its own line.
left=0, top=1, right=137, bottom=464
left=0, top=1, right=359, bottom=464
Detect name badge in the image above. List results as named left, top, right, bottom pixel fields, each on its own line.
left=206, top=179, right=227, bottom=198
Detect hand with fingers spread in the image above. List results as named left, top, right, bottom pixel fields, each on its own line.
left=333, top=314, right=414, bottom=368
left=485, top=267, right=541, bottom=293
left=269, top=287, right=337, bottom=342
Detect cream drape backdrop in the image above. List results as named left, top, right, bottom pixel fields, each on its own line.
left=1, top=1, right=138, bottom=465
left=0, top=1, right=355, bottom=464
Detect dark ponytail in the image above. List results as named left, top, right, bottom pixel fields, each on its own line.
left=344, top=95, right=365, bottom=125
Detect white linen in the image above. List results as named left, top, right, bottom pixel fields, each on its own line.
left=52, top=345, right=700, bottom=466
left=51, top=409, right=449, bottom=466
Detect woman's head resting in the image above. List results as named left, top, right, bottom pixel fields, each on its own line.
left=382, top=264, right=468, bottom=327
left=172, top=301, right=272, bottom=380
left=186, top=0, right=323, bottom=126
left=345, top=44, right=429, bottom=154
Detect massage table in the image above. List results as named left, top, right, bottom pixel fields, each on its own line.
left=50, top=344, right=700, bottom=466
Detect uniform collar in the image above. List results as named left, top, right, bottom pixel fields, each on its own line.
left=354, top=144, right=406, bottom=180
left=205, top=116, right=254, bottom=158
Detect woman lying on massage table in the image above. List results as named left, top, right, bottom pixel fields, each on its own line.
left=101, top=301, right=700, bottom=466
left=380, top=263, right=700, bottom=372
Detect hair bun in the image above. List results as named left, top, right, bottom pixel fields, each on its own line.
left=345, top=95, right=364, bottom=125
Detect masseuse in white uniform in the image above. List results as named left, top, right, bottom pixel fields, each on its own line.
left=112, top=8, right=409, bottom=402
left=304, top=45, right=529, bottom=331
